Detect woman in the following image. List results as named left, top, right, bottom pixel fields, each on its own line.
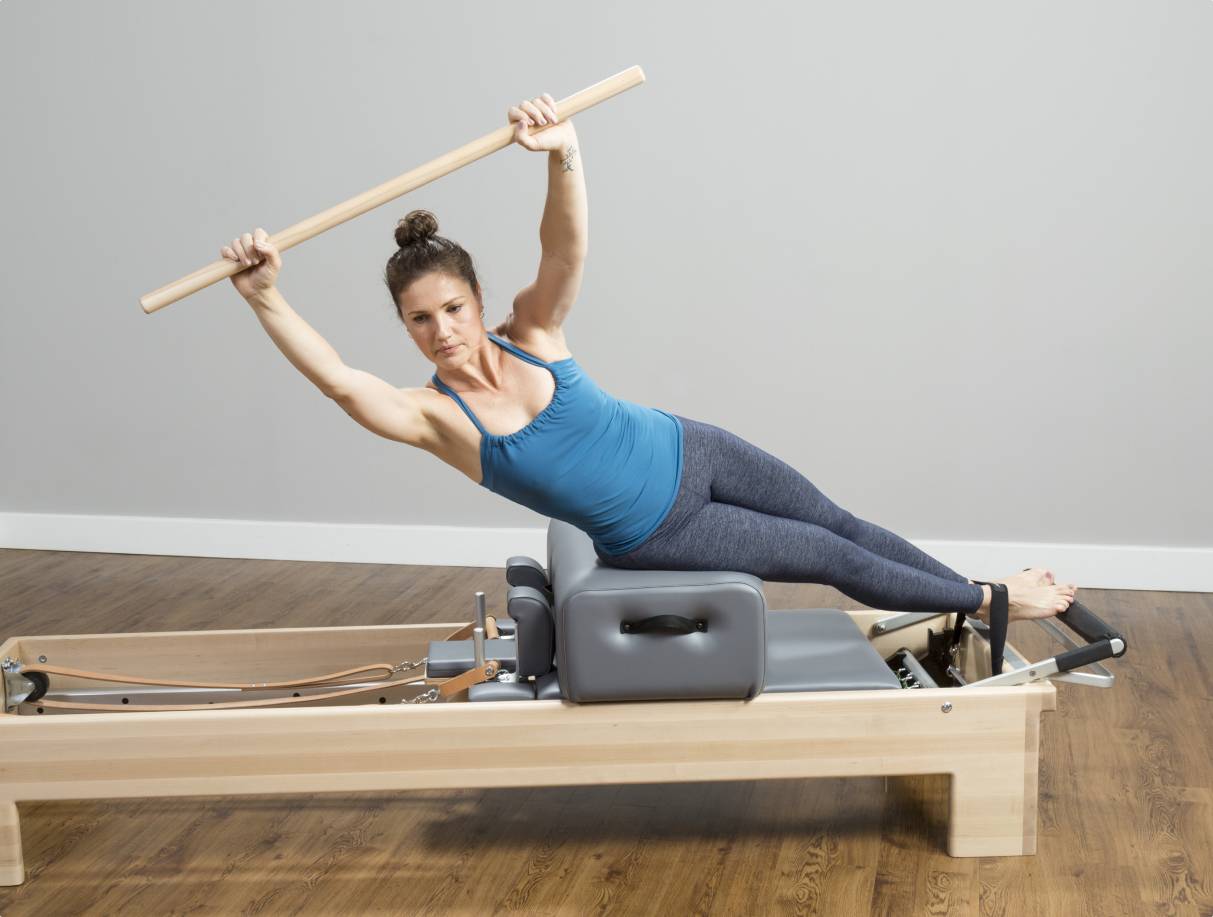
left=221, top=92, right=1078, bottom=624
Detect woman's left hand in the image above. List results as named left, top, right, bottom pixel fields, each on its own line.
left=509, top=92, right=575, bottom=153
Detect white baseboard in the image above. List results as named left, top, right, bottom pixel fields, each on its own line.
left=1, top=512, right=1209, bottom=593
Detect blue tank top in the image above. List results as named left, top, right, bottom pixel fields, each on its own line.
left=430, top=332, right=683, bottom=556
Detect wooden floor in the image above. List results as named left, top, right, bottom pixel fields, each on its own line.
left=0, top=548, right=1210, bottom=917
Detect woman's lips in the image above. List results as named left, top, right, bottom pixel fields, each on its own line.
left=439, top=344, right=461, bottom=355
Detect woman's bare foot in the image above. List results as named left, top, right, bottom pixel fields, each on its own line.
left=973, top=576, right=1077, bottom=623
left=986, top=568, right=1055, bottom=591
left=1007, top=581, right=1078, bottom=621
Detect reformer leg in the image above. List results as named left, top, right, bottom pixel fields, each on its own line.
left=0, top=801, right=23, bottom=886
left=947, top=709, right=1042, bottom=856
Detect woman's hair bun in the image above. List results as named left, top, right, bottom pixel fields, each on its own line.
left=395, top=209, right=439, bottom=248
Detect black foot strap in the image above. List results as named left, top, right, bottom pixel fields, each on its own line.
left=951, top=580, right=1009, bottom=676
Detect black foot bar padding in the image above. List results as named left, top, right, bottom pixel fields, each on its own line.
left=1056, top=600, right=1127, bottom=657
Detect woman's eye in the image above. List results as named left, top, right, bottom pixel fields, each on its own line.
left=412, top=304, right=460, bottom=323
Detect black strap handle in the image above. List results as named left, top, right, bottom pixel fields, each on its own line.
left=620, top=615, right=707, bottom=635
left=953, top=580, right=1009, bottom=675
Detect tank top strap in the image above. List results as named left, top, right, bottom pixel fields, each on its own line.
left=486, top=331, right=551, bottom=367
left=430, top=374, right=489, bottom=437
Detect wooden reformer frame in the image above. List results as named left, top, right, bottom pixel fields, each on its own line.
left=1, top=607, right=1095, bottom=885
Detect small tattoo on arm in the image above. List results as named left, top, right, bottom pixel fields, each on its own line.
left=560, top=145, right=577, bottom=173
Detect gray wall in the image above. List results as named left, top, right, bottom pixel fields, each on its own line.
left=2, top=0, right=1210, bottom=550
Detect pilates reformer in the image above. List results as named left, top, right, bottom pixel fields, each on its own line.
left=0, top=520, right=1126, bottom=883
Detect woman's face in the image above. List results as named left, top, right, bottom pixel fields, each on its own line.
left=399, top=272, right=483, bottom=365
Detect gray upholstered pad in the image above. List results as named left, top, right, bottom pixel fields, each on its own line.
left=548, top=519, right=767, bottom=702
left=427, top=638, right=518, bottom=678
left=763, top=609, right=902, bottom=692
left=536, top=670, right=564, bottom=700
left=468, top=680, right=536, bottom=702
left=547, top=519, right=766, bottom=602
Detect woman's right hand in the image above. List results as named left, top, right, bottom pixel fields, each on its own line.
left=221, top=227, right=281, bottom=300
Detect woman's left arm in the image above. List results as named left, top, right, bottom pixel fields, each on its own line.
left=539, top=125, right=586, bottom=261
left=511, top=95, right=587, bottom=261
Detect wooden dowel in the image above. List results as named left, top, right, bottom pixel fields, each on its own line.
left=140, top=65, right=646, bottom=314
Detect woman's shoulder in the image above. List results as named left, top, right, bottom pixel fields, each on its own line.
left=492, top=313, right=574, bottom=362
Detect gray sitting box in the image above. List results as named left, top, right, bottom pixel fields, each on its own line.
left=546, top=519, right=900, bottom=702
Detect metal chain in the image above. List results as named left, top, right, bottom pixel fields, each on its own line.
left=394, top=658, right=437, bottom=703
left=391, top=658, right=427, bottom=675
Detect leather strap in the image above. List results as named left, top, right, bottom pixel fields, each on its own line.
left=29, top=660, right=502, bottom=712
left=953, top=580, right=1009, bottom=676
left=23, top=661, right=398, bottom=691
left=434, top=660, right=501, bottom=699
left=20, top=621, right=474, bottom=693
left=33, top=677, right=422, bottom=712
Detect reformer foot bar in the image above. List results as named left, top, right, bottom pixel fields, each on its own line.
left=0, top=521, right=1125, bottom=884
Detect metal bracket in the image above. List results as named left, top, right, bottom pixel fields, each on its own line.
left=873, top=606, right=1119, bottom=688
left=3, top=657, right=37, bottom=712
left=1024, top=617, right=1117, bottom=686
left=869, top=611, right=948, bottom=637
left=964, top=637, right=1125, bottom=688
left=963, top=616, right=1124, bottom=688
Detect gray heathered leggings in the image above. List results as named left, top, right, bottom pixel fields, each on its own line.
left=594, top=415, right=986, bottom=615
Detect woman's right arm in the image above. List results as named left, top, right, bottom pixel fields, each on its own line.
left=225, top=230, right=430, bottom=447
left=245, top=288, right=431, bottom=447
left=329, top=368, right=433, bottom=448
left=223, top=229, right=345, bottom=396
left=245, top=287, right=349, bottom=397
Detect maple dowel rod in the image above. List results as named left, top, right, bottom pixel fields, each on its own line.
left=139, top=65, right=645, bottom=314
